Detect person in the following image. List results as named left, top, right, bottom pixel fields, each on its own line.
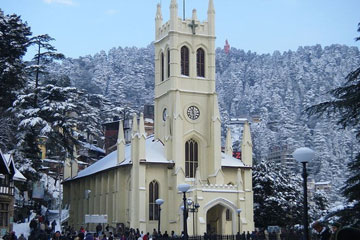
left=29, top=218, right=37, bottom=232
left=85, top=232, right=94, bottom=240
left=52, top=220, right=57, bottom=232
left=330, top=222, right=341, bottom=240
left=108, top=232, right=114, bottom=240
left=101, top=234, right=107, bottom=240
left=52, top=231, right=62, bottom=240
left=9, top=231, right=17, bottom=240
left=96, top=224, right=103, bottom=237
left=312, top=221, right=331, bottom=240
left=18, top=234, right=26, bottom=240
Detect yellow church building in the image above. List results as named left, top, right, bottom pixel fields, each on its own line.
left=63, top=0, right=254, bottom=235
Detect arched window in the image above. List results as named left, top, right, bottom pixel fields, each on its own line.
left=167, top=48, right=171, bottom=78
left=181, top=46, right=189, bottom=76
left=161, top=52, right=164, bottom=81
left=149, top=180, right=159, bottom=220
left=185, top=139, right=198, bottom=178
left=196, top=48, right=205, bottom=77
left=226, top=209, right=232, bottom=221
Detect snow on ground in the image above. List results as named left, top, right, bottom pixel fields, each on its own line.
left=13, top=209, right=68, bottom=239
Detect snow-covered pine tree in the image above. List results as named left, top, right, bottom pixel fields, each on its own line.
left=253, top=160, right=303, bottom=227
left=27, top=34, right=64, bottom=105
left=0, top=10, right=32, bottom=151
left=0, top=9, right=31, bottom=111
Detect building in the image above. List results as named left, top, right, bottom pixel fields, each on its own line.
left=63, top=0, right=254, bottom=235
left=0, top=150, right=26, bottom=236
left=267, top=145, right=297, bottom=173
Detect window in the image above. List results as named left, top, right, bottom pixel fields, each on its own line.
left=196, top=48, right=205, bottom=77
left=226, top=209, right=232, bottom=221
left=149, top=180, right=159, bottom=220
left=161, top=52, right=164, bottom=81
left=181, top=46, right=189, bottom=76
left=167, top=49, right=171, bottom=78
left=0, top=203, right=9, bottom=227
left=185, top=139, right=198, bottom=178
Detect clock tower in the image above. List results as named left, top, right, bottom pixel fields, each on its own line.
left=154, top=0, right=221, bottom=183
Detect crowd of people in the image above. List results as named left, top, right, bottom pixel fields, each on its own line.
left=4, top=220, right=360, bottom=240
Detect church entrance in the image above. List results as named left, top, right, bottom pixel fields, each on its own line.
left=206, top=204, right=226, bottom=234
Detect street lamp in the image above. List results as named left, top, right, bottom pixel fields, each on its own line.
left=156, top=199, right=164, bottom=234
left=293, top=147, right=315, bottom=240
left=187, top=199, right=200, bottom=236
left=236, top=208, right=242, bottom=234
left=178, top=184, right=191, bottom=240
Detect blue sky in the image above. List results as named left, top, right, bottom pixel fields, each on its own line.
left=2, top=0, right=360, bottom=59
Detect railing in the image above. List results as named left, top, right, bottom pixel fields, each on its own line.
left=0, top=186, right=14, bottom=196
left=151, top=233, right=314, bottom=240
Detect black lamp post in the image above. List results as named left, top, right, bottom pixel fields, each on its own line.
left=156, top=199, right=164, bottom=234
left=236, top=208, right=242, bottom=234
left=178, top=184, right=191, bottom=240
left=187, top=199, right=200, bottom=236
left=293, top=147, right=315, bottom=240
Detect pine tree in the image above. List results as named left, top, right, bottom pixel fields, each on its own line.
left=253, top=160, right=303, bottom=227
left=0, top=9, right=31, bottom=111
left=306, top=23, right=360, bottom=227
left=27, top=34, right=64, bottom=105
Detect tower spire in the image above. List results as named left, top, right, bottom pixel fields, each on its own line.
left=170, top=0, right=178, bottom=30
left=241, top=121, right=253, bottom=167
left=225, top=127, right=233, bottom=156
left=138, top=113, right=146, bottom=160
left=117, top=120, right=125, bottom=164
left=207, top=0, right=215, bottom=35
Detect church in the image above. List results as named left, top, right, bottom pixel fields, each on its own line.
left=63, top=0, right=254, bottom=235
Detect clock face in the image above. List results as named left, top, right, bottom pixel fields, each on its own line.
left=162, top=108, right=167, bottom=121
left=187, top=106, right=200, bottom=120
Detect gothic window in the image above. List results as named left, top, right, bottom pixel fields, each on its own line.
left=226, top=209, right=232, bottom=221
left=196, top=48, right=205, bottom=77
left=185, top=139, right=198, bottom=178
left=161, top=52, right=164, bottom=81
left=181, top=46, right=189, bottom=76
left=167, top=48, right=171, bottom=78
left=149, top=180, right=159, bottom=220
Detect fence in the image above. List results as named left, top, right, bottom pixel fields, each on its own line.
left=155, top=233, right=315, bottom=240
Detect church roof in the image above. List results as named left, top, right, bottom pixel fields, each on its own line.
left=70, top=136, right=170, bottom=180
left=221, top=152, right=247, bottom=168
left=68, top=135, right=247, bottom=181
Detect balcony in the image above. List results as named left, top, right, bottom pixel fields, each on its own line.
left=0, top=186, right=14, bottom=196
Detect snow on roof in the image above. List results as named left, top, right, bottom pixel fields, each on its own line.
left=13, top=168, right=27, bottom=182
left=68, top=136, right=248, bottom=181
left=43, top=158, right=61, bottom=163
left=3, top=153, right=27, bottom=181
left=315, top=181, right=331, bottom=185
left=71, top=136, right=170, bottom=180
left=221, top=152, right=246, bottom=167
left=79, top=141, right=105, bottom=154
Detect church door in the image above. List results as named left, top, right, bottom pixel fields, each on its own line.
left=206, top=204, right=226, bottom=234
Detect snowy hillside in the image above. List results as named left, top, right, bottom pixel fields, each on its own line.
left=49, top=43, right=360, bottom=203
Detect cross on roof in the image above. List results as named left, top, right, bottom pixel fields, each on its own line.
left=188, top=20, right=198, bottom=35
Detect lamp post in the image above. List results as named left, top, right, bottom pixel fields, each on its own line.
left=187, top=199, right=200, bottom=236
left=293, top=147, right=315, bottom=240
left=156, top=199, right=164, bottom=234
left=236, top=209, right=242, bottom=234
left=178, top=184, right=191, bottom=240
